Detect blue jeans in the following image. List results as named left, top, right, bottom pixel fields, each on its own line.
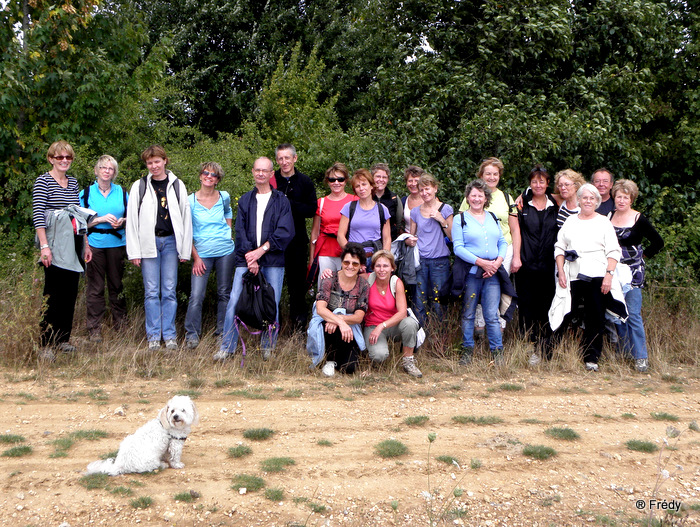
left=184, top=251, right=236, bottom=340
left=414, top=256, right=450, bottom=326
left=220, top=266, right=284, bottom=354
left=140, top=235, right=178, bottom=341
left=461, top=274, right=502, bottom=350
left=617, top=287, right=648, bottom=359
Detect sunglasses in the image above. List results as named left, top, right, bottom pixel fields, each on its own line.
left=201, top=170, right=219, bottom=179
left=52, top=155, right=73, bottom=161
left=328, top=177, right=346, bottom=183
left=342, top=260, right=360, bottom=268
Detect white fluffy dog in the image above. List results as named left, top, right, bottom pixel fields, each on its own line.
left=86, top=395, right=199, bottom=476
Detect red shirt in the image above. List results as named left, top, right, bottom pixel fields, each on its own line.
left=365, top=281, right=398, bottom=327
left=315, top=194, right=358, bottom=257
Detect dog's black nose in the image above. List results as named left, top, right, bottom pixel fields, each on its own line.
left=173, top=414, right=181, bottom=421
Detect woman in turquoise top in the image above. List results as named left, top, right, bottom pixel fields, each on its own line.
left=184, top=162, right=235, bottom=348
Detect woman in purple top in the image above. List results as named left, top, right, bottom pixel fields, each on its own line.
left=406, top=174, right=453, bottom=326
left=337, top=168, right=391, bottom=259
left=452, top=179, right=507, bottom=365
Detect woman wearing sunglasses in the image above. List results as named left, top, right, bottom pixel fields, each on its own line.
left=32, top=141, right=92, bottom=360
left=183, top=162, right=235, bottom=349
left=308, top=163, right=358, bottom=288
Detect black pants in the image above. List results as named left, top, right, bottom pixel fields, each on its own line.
left=85, top=246, right=127, bottom=331
left=323, top=323, right=359, bottom=374
left=515, top=267, right=555, bottom=359
left=555, top=278, right=606, bottom=364
left=41, top=264, right=81, bottom=347
left=285, top=239, right=310, bottom=328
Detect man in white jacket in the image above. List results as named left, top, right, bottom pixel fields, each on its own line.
left=126, top=145, right=192, bottom=352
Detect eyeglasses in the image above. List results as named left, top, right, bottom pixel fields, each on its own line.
left=52, top=155, right=73, bottom=161
left=201, top=170, right=219, bottom=179
left=327, top=177, right=346, bottom=183
left=98, top=166, right=115, bottom=171
left=253, top=169, right=273, bottom=174
left=342, top=260, right=361, bottom=268
left=558, top=182, right=574, bottom=188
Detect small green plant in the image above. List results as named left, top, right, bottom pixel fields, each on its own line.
left=470, top=458, right=482, bottom=469
left=404, top=415, right=429, bottom=426
left=625, top=439, right=659, bottom=453
left=452, top=415, right=503, bottom=425
left=101, top=450, right=119, bottom=459
left=309, top=502, right=327, bottom=513
left=436, top=455, right=459, bottom=465
left=79, top=473, right=110, bottom=490
left=651, top=412, right=679, bottom=422
left=227, top=389, right=268, bottom=400
left=541, top=494, right=562, bottom=507
left=522, top=445, right=557, bottom=460
left=214, top=379, right=233, bottom=388
left=87, top=389, right=109, bottom=401
left=2, top=445, right=32, bottom=457
left=0, top=434, right=25, bottom=444
left=689, top=421, right=700, bottom=432
left=670, top=385, right=684, bottom=393
left=109, top=486, right=134, bottom=496
left=188, top=378, right=206, bottom=388
left=260, top=457, right=296, bottom=473
left=316, top=439, right=333, bottom=447
left=660, top=374, right=680, bottom=383
left=520, top=418, right=543, bottom=424
left=174, top=389, right=201, bottom=399
left=174, top=491, right=196, bottom=503
left=227, top=444, right=253, bottom=458
left=130, top=496, right=153, bottom=509
left=231, top=474, right=265, bottom=492
left=265, top=488, right=284, bottom=501
left=375, top=439, right=408, bottom=458
left=284, top=389, right=302, bottom=398
left=544, top=427, right=580, bottom=441
left=71, top=429, right=108, bottom=441
left=17, top=392, right=36, bottom=400
left=293, top=496, right=310, bottom=504
left=243, top=428, right=274, bottom=441
left=498, top=383, right=524, bottom=392
left=621, top=413, right=636, bottom=419
left=390, top=499, right=399, bottom=511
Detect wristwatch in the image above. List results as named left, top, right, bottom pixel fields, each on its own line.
left=262, top=244, right=269, bottom=252
left=605, top=269, right=614, bottom=276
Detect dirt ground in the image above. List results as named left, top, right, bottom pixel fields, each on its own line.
left=1, top=363, right=699, bottom=527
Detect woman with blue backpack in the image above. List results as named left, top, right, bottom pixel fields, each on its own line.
left=81, top=155, right=128, bottom=343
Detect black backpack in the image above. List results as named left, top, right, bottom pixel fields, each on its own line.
left=236, top=271, right=277, bottom=330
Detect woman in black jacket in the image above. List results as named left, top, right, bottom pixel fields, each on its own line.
left=516, top=165, right=560, bottom=365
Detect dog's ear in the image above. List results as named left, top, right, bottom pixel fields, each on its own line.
left=158, top=404, right=170, bottom=429
left=190, top=400, right=200, bottom=426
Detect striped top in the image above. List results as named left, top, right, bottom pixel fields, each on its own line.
left=32, top=172, right=80, bottom=230
left=556, top=204, right=580, bottom=229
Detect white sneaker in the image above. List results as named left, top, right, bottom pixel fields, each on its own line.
left=322, top=361, right=337, bottom=377
left=262, top=348, right=272, bottom=361
left=585, top=362, right=599, bottom=372
left=38, top=347, right=56, bottom=362
left=635, top=358, right=649, bottom=372
left=528, top=352, right=542, bottom=367
left=213, top=349, right=231, bottom=362
left=148, top=340, right=161, bottom=351
left=402, top=356, right=423, bottom=378
left=164, top=339, right=178, bottom=351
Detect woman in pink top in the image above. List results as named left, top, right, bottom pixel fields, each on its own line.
left=362, top=250, right=422, bottom=378
left=309, top=163, right=359, bottom=287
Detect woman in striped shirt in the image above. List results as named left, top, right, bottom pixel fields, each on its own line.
left=33, top=141, right=92, bottom=360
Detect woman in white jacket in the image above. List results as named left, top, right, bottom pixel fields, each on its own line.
left=126, top=145, right=192, bottom=351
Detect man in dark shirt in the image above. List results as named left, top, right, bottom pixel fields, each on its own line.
left=272, top=143, right=317, bottom=330
left=592, top=168, right=615, bottom=216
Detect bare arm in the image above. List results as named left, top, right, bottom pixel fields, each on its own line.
left=509, top=214, right=522, bottom=273
left=337, top=215, right=349, bottom=249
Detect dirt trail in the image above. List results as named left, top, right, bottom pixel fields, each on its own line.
left=1, top=368, right=699, bottom=526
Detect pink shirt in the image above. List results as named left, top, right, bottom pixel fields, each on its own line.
left=316, top=194, right=358, bottom=257
left=365, top=281, right=398, bottom=327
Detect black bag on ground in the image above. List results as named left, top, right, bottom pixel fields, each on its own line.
left=236, top=271, right=277, bottom=330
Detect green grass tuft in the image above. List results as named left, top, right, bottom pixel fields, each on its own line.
left=227, top=389, right=268, bottom=400
left=404, top=415, right=429, bottom=426
left=260, top=456, right=296, bottom=473
left=71, top=429, right=108, bottom=441
left=470, top=458, right=482, bottom=469
left=0, top=434, right=25, bottom=444
left=265, top=488, right=284, bottom=501
left=284, top=389, right=302, bottom=398
left=174, top=389, right=201, bottom=399
left=689, top=421, right=700, bottom=432
left=174, top=491, right=196, bottom=502
left=650, top=412, right=679, bottom=422
left=310, top=502, right=327, bottom=513
left=522, top=444, right=557, bottom=460
left=625, top=439, right=659, bottom=453
left=79, top=473, right=110, bottom=490
left=130, top=496, right=153, bottom=509
left=2, top=445, right=32, bottom=457
left=544, top=427, right=580, bottom=441
left=621, top=413, right=636, bottom=419
left=316, top=439, right=333, bottom=447
left=109, top=486, right=134, bottom=496
left=498, top=383, right=524, bottom=392
left=227, top=444, right=253, bottom=458
left=243, top=427, right=274, bottom=440
left=436, top=455, right=459, bottom=466
left=375, top=439, right=408, bottom=458
left=187, top=378, right=206, bottom=389
left=452, top=415, right=503, bottom=426
left=231, top=474, right=265, bottom=492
